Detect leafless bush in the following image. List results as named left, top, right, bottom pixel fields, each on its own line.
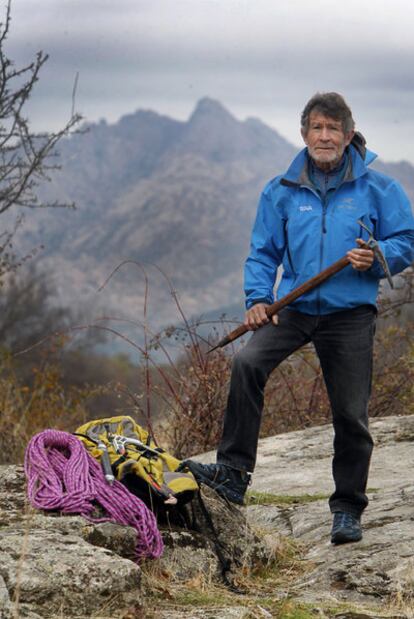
left=0, top=0, right=81, bottom=277
left=259, top=274, right=414, bottom=437
left=163, top=272, right=413, bottom=456
left=10, top=260, right=412, bottom=462
left=161, top=342, right=232, bottom=458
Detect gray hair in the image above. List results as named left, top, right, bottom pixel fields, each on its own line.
left=301, top=92, right=355, bottom=134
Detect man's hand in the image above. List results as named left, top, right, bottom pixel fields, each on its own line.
left=347, top=239, right=374, bottom=271
left=244, top=303, right=279, bottom=331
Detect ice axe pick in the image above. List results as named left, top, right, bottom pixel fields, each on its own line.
left=357, top=219, right=393, bottom=290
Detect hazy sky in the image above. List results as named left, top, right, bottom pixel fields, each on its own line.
left=6, top=0, right=414, bottom=162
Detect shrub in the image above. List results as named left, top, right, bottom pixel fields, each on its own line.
left=5, top=265, right=412, bottom=463
left=163, top=273, right=414, bottom=456
left=0, top=354, right=96, bottom=463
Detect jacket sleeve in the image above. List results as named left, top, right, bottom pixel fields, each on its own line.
left=370, top=180, right=414, bottom=279
left=244, top=183, right=286, bottom=309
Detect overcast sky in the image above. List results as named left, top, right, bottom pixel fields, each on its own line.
left=6, top=0, right=414, bottom=163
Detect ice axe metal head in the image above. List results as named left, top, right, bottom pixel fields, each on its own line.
left=357, top=219, right=394, bottom=289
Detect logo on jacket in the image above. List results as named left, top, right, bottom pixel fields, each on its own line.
left=299, top=205, right=313, bottom=212
left=337, top=197, right=356, bottom=210
left=337, top=203, right=356, bottom=210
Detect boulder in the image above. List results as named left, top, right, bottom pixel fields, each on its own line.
left=0, top=467, right=142, bottom=618
left=0, top=465, right=269, bottom=618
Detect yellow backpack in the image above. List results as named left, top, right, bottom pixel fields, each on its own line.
left=75, top=416, right=198, bottom=514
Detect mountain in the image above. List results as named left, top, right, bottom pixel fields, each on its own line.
left=12, top=98, right=414, bottom=340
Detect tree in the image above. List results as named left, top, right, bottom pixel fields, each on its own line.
left=0, top=0, right=81, bottom=277
left=0, top=265, right=72, bottom=352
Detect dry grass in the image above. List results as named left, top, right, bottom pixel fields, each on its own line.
left=137, top=523, right=323, bottom=618
left=3, top=261, right=413, bottom=466
left=384, top=564, right=414, bottom=619
left=0, top=354, right=96, bottom=463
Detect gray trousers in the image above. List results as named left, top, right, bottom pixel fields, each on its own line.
left=217, top=305, right=376, bottom=516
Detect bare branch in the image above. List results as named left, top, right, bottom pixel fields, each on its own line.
left=0, top=3, right=82, bottom=276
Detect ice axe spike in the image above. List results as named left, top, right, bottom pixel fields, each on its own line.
left=357, top=219, right=394, bottom=289
left=207, top=254, right=351, bottom=353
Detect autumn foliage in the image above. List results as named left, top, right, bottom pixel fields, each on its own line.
left=1, top=269, right=412, bottom=464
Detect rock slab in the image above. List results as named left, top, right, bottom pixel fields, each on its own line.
left=0, top=465, right=268, bottom=618
left=244, top=415, right=414, bottom=612
left=0, top=466, right=142, bottom=619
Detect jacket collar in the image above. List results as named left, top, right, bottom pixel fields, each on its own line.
left=281, top=143, right=378, bottom=187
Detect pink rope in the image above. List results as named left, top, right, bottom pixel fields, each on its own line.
left=24, top=429, right=163, bottom=560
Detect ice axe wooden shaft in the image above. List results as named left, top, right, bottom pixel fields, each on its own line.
left=208, top=255, right=351, bottom=353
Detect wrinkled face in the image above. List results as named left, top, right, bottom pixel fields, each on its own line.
left=301, top=111, right=354, bottom=171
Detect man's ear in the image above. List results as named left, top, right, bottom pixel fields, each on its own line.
left=301, top=127, right=308, bottom=145
left=345, top=130, right=355, bottom=146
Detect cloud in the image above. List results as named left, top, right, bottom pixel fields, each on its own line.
left=4, top=0, right=414, bottom=162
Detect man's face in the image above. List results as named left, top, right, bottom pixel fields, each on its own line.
left=301, top=111, right=354, bottom=171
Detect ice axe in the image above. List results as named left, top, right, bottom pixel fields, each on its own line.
left=208, top=221, right=392, bottom=353
left=357, top=219, right=393, bottom=289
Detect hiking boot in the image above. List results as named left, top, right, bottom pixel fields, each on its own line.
left=178, top=460, right=251, bottom=505
left=331, top=511, right=362, bottom=545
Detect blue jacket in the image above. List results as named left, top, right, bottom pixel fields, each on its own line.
left=245, top=144, right=414, bottom=314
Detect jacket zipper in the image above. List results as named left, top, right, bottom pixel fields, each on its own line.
left=296, top=184, right=323, bottom=312
left=303, top=175, right=336, bottom=314
left=300, top=170, right=351, bottom=313
left=317, top=174, right=330, bottom=313
left=318, top=193, right=328, bottom=314
left=284, top=220, right=295, bottom=275
left=322, top=173, right=329, bottom=233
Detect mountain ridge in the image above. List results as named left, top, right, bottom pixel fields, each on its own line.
left=12, top=98, right=414, bottom=336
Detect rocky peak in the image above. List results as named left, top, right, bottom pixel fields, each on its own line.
left=188, top=97, right=235, bottom=123
left=176, top=97, right=274, bottom=164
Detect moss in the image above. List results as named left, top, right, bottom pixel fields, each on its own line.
left=246, top=490, right=329, bottom=506
left=144, top=581, right=388, bottom=619
left=272, top=601, right=319, bottom=618
left=170, top=588, right=232, bottom=607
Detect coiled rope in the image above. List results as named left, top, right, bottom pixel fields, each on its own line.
left=25, top=429, right=164, bottom=560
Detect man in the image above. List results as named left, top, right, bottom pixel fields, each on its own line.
left=182, top=92, right=414, bottom=544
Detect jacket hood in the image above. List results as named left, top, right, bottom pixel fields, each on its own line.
left=282, top=141, right=378, bottom=185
